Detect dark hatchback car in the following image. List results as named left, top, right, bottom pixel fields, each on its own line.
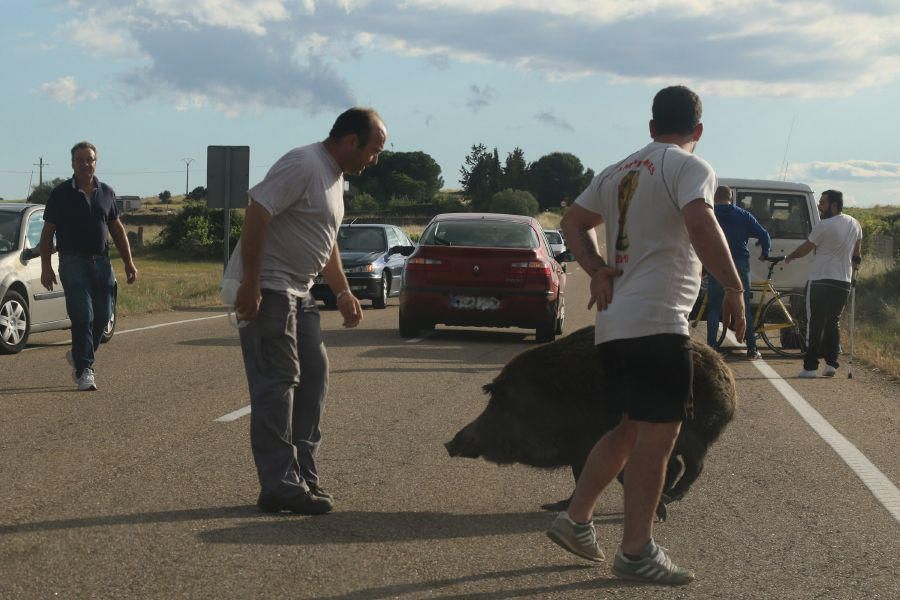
left=311, top=224, right=416, bottom=308
left=0, top=203, right=116, bottom=354
left=399, top=213, right=568, bottom=343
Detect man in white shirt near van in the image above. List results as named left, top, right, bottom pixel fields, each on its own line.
left=228, top=108, right=386, bottom=515
left=785, top=190, right=862, bottom=378
left=547, top=85, right=745, bottom=585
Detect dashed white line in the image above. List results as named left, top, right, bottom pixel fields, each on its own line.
left=752, top=359, right=900, bottom=524
left=215, top=405, right=252, bottom=422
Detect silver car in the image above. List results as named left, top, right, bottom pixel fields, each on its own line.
left=544, top=228, right=567, bottom=258
left=0, top=203, right=116, bottom=354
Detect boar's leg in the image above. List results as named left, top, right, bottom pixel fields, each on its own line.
left=665, top=450, right=706, bottom=502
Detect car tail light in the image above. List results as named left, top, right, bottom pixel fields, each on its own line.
left=406, top=257, right=444, bottom=271
left=511, top=260, right=552, bottom=286
left=511, top=260, right=552, bottom=276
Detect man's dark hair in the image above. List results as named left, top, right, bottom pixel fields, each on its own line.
left=652, top=86, right=702, bottom=136
left=714, top=185, right=732, bottom=204
left=822, top=189, right=844, bottom=212
left=329, top=108, right=383, bottom=148
left=70, top=141, right=98, bottom=159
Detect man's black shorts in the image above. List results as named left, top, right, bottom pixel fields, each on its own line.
left=596, top=334, right=693, bottom=423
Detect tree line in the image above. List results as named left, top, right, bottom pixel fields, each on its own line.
left=345, top=145, right=594, bottom=217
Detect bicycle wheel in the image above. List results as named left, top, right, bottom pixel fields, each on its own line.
left=759, top=292, right=807, bottom=357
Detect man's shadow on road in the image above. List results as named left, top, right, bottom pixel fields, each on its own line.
left=0, top=507, right=630, bottom=597
left=0, top=506, right=622, bottom=544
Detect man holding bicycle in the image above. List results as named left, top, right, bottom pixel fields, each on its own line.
left=785, top=190, right=862, bottom=378
left=707, top=185, right=771, bottom=359
left=548, top=85, right=745, bottom=585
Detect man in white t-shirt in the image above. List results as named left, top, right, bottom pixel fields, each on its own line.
left=229, top=108, right=386, bottom=515
left=785, top=190, right=862, bottom=378
left=546, top=86, right=745, bottom=585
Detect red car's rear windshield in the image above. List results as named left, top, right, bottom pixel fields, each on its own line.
left=420, top=220, right=538, bottom=249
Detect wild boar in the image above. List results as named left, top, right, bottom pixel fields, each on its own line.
left=445, top=326, right=736, bottom=519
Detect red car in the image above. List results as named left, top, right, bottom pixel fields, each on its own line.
left=399, top=213, right=569, bottom=342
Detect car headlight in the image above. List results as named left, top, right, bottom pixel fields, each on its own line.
left=345, top=264, right=375, bottom=274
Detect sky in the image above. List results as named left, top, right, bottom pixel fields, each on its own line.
left=2, top=0, right=899, bottom=207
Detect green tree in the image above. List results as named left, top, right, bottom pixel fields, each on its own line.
left=527, top=152, right=591, bottom=210
left=26, top=178, right=66, bottom=205
left=157, top=204, right=243, bottom=256
left=349, top=150, right=443, bottom=204
left=187, top=186, right=207, bottom=200
left=158, top=190, right=172, bottom=203
left=347, top=192, right=379, bottom=214
left=502, top=147, right=528, bottom=191
left=460, top=144, right=501, bottom=211
left=488, top=189, right=539, bottom=216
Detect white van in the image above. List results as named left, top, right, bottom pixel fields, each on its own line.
left=717, top=178, right=819, bottom=304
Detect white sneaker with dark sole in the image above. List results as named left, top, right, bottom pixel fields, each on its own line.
left=76, top=368, right=97, bottom=391
left=546, top=512, right=605, bottom=562
left=612, top=540, right=694, bottom=585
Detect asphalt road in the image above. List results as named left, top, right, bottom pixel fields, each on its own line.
left=1, top=268, right=898, bottom=599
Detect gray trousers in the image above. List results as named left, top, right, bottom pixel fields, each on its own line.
left=238, top=291, right=329, bottom=498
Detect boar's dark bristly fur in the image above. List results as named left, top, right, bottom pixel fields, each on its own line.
left=445, top=326, right=736, bottom=515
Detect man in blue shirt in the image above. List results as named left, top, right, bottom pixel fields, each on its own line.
left=39, top=141, right=138, bottom=391
left=706, top=185, right=771, bottom=359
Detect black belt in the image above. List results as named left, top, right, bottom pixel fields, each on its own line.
left=61, top=251, right=108, bottom=260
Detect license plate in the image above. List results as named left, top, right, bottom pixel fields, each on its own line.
left=450, top=295, right=500, bottom=310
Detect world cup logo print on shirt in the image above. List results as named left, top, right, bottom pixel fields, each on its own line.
left=615, top=170, right=640, bottom=253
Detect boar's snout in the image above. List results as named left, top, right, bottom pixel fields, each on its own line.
left=444, top=424, right=483, bottom=458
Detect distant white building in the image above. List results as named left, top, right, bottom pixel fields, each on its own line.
left=116, top=196, right=142, bottom=213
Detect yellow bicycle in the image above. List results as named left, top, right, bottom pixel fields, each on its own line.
left=691, top=256, right=807, bottom=357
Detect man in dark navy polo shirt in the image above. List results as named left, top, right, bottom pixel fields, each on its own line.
left=38, top=141, right=138, bottom=391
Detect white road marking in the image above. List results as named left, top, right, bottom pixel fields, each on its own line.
left=215, top=405, right=252, bottom=422
left=752, top=359, right=900, bottom=524
left=116, top=314, right=228, bottom=335
left=22, top=313, right=230, bottom=352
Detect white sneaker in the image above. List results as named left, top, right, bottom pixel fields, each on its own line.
left=797, top=369, right=818, bottom=379
left=76, top=368, right=97, bottom=391
left=822, top=365, right=837, bottom=377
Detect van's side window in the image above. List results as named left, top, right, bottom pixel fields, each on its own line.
left=736, top=192, right=811, bottom=239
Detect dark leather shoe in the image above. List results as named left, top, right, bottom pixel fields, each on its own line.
left=257, top=490, right=333, bottom=515
left=307, top=483, right=334, bottom=502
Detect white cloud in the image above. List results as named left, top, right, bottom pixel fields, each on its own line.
left=39, top=76, right=99, bottom=106
left=785, top=160, right=900, bottom=181
left=55, top=0, right=900, bottom=112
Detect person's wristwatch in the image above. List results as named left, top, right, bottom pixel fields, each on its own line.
left=335, top=289, right=351, bottom=301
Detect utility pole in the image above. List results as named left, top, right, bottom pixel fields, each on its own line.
left=182, top=158, right=195, bottom=196
left=33, top=157, right=47, bottom=187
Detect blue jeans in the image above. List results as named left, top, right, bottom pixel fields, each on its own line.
left=59, top=255, right=115, bottom=375
left=707, top=258, right=755, bottom=351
